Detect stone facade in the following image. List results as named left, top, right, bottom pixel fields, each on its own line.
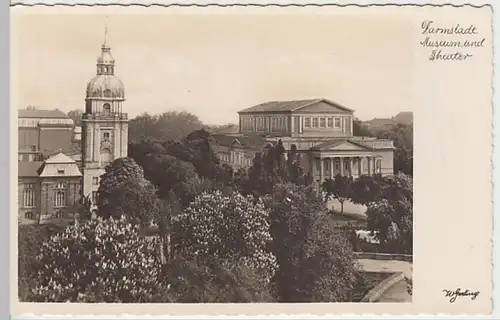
left=217, top=98, right=395, bottom=185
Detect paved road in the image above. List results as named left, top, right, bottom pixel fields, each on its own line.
left=357, top=259, right=412, bottom=302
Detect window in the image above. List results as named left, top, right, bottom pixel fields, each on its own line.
left=92, top=191, right=98, bottom=205
left=55, top=211, right=65, bottom=219
left=327, top=118, right=334, bottom=128
left=22, top=183, right=35, bottom=208
left=103, top=132, right=110, bottom=140
left=334, top=117, right=342, bottom=128
left=18, top=154, right=22, bottom=162
left=304, top=117, right=311, bottom=128
left=320, top=118, right=326, bottom=128
left=24, top=212, right=34, bottom=220
left=57, top=169, right=65, bottom=175
left=92, top=177, right=99, bottom=185
left=103, top=103, right=111, bottom=114
left=54, top=182, right=67, bottom=208
left=312, top=118, right=318, bottom=128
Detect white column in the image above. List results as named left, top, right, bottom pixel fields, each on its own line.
left=339, top=157, right=344, bottom=176
left=319, top=157, right=324, bottom=183
left=349, top=157, right=354, bottom=176
left=367, top=156, right=372, bottom=175
left=330, top=158, right=334, bottom=179
left=358, top=157, right=362, bottom=177
left=310, top=155, right=316, bottom=178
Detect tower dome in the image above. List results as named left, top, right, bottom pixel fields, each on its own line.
left=85, top=44, right=125, bottom=100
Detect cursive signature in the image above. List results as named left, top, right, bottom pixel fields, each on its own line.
left=443, top=288, right=480, bottom=303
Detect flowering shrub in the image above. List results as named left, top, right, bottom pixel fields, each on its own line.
left=30, top=217, right=164, bottom=302
left=172, top=191, right=277, bottom=279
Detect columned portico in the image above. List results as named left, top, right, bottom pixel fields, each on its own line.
left=311, top=154, right=379, bottom=184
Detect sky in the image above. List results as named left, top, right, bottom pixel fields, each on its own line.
left=11, top=9, right=415, bottom=125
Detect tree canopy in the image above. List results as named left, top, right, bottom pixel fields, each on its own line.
left=128, top=111, right=205, bottom=143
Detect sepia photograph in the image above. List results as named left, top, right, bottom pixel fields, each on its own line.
left=10, top=2, right=492, bottom=316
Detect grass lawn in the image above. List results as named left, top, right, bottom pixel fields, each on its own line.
left=328, top=211, right=367, bottom=229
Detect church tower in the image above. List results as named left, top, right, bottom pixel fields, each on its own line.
left=81, top=28, right=128, bottom=204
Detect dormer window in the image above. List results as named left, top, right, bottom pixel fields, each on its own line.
left=57, top=169, right=65, bottom=175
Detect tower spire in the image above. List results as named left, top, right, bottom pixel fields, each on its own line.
left=103, top=15, right=108, bottom=46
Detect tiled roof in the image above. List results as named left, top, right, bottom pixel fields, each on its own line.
left=238, top=98, right=353, bottom=114
left=212, top=134, right=269, bottom=149
left=43, top=141, right=82, bottom=158
left=364, top=118, right=398, bottom=127
left=18, top=108, right=69, bottom=119
left=18, top=161, right=43, bottom=177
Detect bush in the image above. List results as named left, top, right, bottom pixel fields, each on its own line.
left=163, top=257, right=274, bottom=303
left=172, top=190, right=277, bottom=280
left=18, top=224, right=65, bottom=301
left=29, top=217, right=164, bottom=302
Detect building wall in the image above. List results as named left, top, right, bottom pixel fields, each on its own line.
left=292, top=114, right=353, bottom=138
left=18, top=177, right=40, bottom=224
left=239, top=113, right=353, bottom=138
left=82, top=167, right=104, bottom=207
left=373, top=149, right=394, bottom=176
left=239, top=113, right=290, bottom=136
left=18, top=176, right=81, bottom=225
left=216, top=145, right=256, bottom=170
left=18, top=127, right=39, bottom=150
left=38, top=127, right=74, bottom=154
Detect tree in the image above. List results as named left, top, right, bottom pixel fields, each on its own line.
left=321, top=174, right=353, bottom=213
left=18, top=224, right=65, bottom=301
left=267, top=183, right=363, bottom=302
left=348, top=174, right=384, bottom=205
left=67, top=109, right=83, bottom=126
left=29, top=218, right=165, bottom=302
left=243, top=140, right=308, bottom=197
left=352, top=118, right=373, bottom=137
left=96, top=157, right=150, bottom=221
left=286, top=144, right=307, bottom=185
left=365, top=173, right=413, bottom=253
left=101, top=178, right=161, bottom=226
left=128, top=111, right=204, bottom=143
left=73, top=194, right=92, bottom=221
left=376, top=123, right=413, bottom=176
left=176, top=129, right=224, bottom=181
left=171, top=190, right=277, bottom=280
left=140, top=153, right=200, bottom=205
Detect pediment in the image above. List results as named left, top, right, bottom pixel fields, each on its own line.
left=331, top=141, right=365, bottom=151
left=320, top=141, right=369, bottom=151
left=293, top=100, right=353, bottom=114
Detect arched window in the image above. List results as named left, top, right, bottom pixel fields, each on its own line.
left=103, top=103, right=111, bottom=114
left=54, top=182, right=67, bottom=208
left=100, top=148, right=112, bottom=166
